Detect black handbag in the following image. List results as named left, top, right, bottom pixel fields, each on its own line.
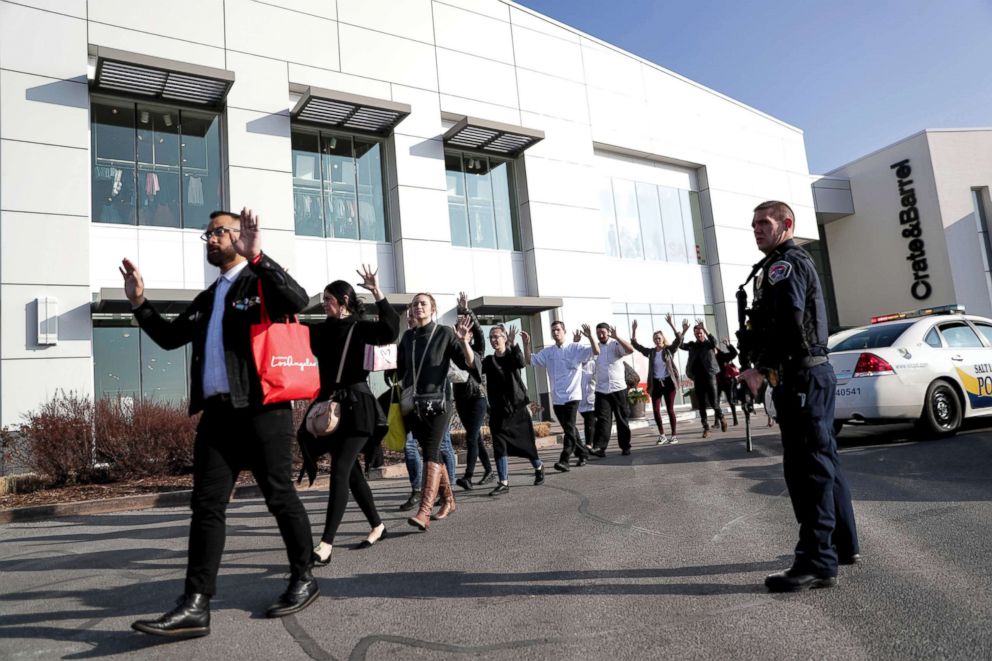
left=413, top=392, right=446, bottom=420
left=404, top=324, right=446, bottom=420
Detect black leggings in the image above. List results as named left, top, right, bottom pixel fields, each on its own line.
left=717, top=377, right=738, bottom=423
left=320, top=433, right=382, bottom=545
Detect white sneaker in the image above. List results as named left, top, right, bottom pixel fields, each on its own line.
left=669, top=436, right=679, bottom=445
left=656, top=434, right=668, bottom=445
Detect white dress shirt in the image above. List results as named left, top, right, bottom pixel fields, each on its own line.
left=578, top=359, right=597, bottom=413
left=594, top=340, right=627, bottom=394
left=531, top=342, right=595, bottom=406
left=202, top=260, right=249, bottom=397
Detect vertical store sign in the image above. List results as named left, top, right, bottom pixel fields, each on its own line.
left=891, top=159, right=931, bottom=300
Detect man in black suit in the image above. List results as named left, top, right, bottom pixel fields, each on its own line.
left=123, top=208, right=318, bottom=638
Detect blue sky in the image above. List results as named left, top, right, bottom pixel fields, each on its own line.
left=516, top=0, right=992, bottom=173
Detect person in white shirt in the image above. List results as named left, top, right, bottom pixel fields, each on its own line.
left=590, top=323, right=635, bottom=457
left=578, top=356, right=598, bottom=450
left=524, top=321, right=599, bottom=471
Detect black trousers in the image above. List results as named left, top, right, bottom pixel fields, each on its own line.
left=320, top=434, right=382, bottom=545
left=593, top=390, right=631, bottom=451
left=580, top=411, right=595, bottom=446
left=553, top=400, right=587, bottom=462
left=692, top=374, right=724, bottom=430
left=186, top=401, right=312, bottom=596
left=773, top=363, right=860, bottom=576
left=717, top=377, right=738, bottom=424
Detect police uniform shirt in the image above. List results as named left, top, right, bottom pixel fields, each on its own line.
left=753, top=239, right=828, bottom=371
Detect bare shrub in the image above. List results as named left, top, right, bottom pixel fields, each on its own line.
left=18, top=391, right=96, bottom=486
left=94, top=397, right=199, bottom=479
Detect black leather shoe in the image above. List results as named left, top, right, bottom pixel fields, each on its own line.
left=553, top=462, right=570, bottom=473
left=534, top=467, right=545, bottom=485
left=576, top=458, right=588, bottom=467
left=455, top=477, right=473, bottom=491
left=266, top=572, right=319, bottom=618
left=590, top=449, right=606, bottom=458
left=131, top=594, right=210, bottom=638
left=764, top=568, right=837, bottom=593
left=477, top=471, right=496, bottom=485
left=489, top=483, right=510, bottom=497
left=840, top=553, right=862, bottom=565
left=621, top=448, right=631, bottom=456
left=398, top=490, right=420, bottom=512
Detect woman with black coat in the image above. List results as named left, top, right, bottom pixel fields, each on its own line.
left=301, top=265, right=399, bottom=567
left=453, top=291, right=494, bottom=490
left=631, top=313, right=685, bottom=445
left=484, top=325, right=545, bottom=497
left=397, top=293, right=480, bottom=531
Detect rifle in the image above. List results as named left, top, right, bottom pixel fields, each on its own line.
left=735, top=286, right=756, bottom=452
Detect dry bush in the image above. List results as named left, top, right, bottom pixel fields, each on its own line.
left=94, top=397, right=199, bottom=479
left=18, top=391, right=97, bottom=486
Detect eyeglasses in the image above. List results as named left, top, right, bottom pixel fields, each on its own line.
left=200, top=226, right=240, bottom=242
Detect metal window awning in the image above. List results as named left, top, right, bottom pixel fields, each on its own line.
left=443, top=116, right=544, bottom=157
left=468, top=295, right=562, bottom=316
left=291, top=86, right=410, bottom=135
left=92, top=288, right=200, bottom=316
left=90, top=46, right=235, bottom=107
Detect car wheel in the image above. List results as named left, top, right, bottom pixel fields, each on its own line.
left=921, top=380, right=962, bottom=436
left=832, top=420, right=844, bottom=436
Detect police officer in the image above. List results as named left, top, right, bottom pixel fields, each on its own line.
left=739, top=200, right=860, bottom=592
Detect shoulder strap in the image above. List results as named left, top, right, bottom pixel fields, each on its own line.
left=411, top=323, right=439, bottom=394
left=336, top=324, right=355, bottom=384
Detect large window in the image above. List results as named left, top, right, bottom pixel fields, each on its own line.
left=91, top=98, right=222, bottom=228
left=601, top=178, right=707, bottom=264
left=292, top=129, right=388, bottom=241
left=446, top=151, right=519, bottom=250
left=612, top=302, right=716, bottom=406
left=93, top=326, right=190, bottom=404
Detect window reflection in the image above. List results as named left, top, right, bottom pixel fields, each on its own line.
left=612, top=179, right=643, bottom=259
left=636, top=182, right=666, bottom=261
left=91, top=98, right=222, bottom=229
left=291, top=128, right=390, bottom=241
left=658, top=186, right=688, bottom=264
left=94, top=326, right=190, bottom=405
left=446, top=150, right=519, bottom=250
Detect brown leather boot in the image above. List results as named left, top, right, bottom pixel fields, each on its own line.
left=432, top=466, right=456, bottom=520
left=408, top=462, right=441, bottom=531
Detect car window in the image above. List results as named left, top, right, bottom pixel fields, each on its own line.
left=924, top=327, right=942, bottom=348
left=972, top=322, right=992, bottom=347
left=938, top=322, right=984, bottom=348
left=829, top=322, right=913, bottom=352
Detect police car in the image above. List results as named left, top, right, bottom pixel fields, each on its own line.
left=829, top=305, right=992, bottom=436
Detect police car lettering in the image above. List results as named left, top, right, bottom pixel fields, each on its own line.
left=767, top=261, right=792, bottom=284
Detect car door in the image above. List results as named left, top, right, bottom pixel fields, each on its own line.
left=937, top=320, right=992, bottom=417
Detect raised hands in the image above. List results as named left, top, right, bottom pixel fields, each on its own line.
left=573, top=329, right=583, bottom=343
left=580, top=323, right=593, bottom=339
left=507, top=325, right=519, bottom=346
left=681, top=318, right=691, bottom=333
left=119, top=258, right=145, bottom=307
left=631, top=319, right=638, bottom=339
left=519, top=330, right=530, bottom=346
left=232, top=207, right=262, bottom=260
left=454, top=315, right=473, bottom=343
left=457, top=290, right=469, bottom=311
left=355, top=264, right=382, bottom=299
left=609, top=325, right=619, bottom=339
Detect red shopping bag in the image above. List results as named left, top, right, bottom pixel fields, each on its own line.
left=250, top=281, right=320, bottom=404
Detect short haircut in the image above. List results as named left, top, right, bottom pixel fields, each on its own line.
left=550, top=320, right=566, bottom=331
left=753, top=200, right=795, bottom=224
left=595, top=322, right=610, bottom=331
left=208, top=210, right=239, bottom=223
left=489, top=324, right=506, bottom=336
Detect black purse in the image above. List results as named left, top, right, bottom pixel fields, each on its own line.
left=405, top=324, right=446, bottom=421
left=413, top=392, right=446, bottom=420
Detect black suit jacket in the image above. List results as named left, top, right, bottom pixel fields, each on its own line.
left=133, top=253, right=309, bottom=415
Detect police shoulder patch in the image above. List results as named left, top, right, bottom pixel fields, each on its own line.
left=767, top=260, right=793, bottom=284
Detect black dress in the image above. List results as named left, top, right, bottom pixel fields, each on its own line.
left=483, top=345, right=540, bottom=462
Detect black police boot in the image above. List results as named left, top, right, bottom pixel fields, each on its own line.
left=266, top=570, right=319, bottom=618
left=764, top=567, right=837, bottom=593
left=398, top=490, right=420, bottom=512
left=131, top=594, right=210, bottom=638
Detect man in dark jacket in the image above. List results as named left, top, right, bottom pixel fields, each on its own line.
left=122, top=208, right=318, bottom=638
left=680, top=319, right=726, bottom=438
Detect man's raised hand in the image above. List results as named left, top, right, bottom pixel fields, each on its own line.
left=119, top=258, right=145, bottom=307
left=233, top=207, right=262, bottom=260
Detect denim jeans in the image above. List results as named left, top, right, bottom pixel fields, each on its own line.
left=494, top=455, right=543, bottom=483
left=405, top=428, right=457, bottom=489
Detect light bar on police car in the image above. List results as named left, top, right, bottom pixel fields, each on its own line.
left=870, top=304, right=965, bottom=325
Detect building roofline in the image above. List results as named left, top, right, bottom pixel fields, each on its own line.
left=822, top=127, right=992, bottom=176
left=501, top=0, right=804, bottom=135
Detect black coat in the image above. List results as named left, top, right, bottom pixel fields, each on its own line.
left=133, top=253, right=309, bottom=415
left=681, top=333, right=720, bottom=379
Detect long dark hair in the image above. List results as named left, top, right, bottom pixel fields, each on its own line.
left=324, top=280, right=364, bottom=317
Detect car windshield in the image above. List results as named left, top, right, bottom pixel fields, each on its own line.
left=829, top=322, right=913, bottom=352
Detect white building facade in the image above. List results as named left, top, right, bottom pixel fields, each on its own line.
left=0, top=0, right=816, bottom=425
left=814, top=129, right=992, bottom=327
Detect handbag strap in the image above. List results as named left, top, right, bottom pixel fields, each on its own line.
left=335, top=324, right=356, bottom=385
left=256, top=279, right=298, bottom=325
left=410, top=323, right=438, bottom=394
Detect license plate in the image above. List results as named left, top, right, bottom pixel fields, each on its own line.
left=836, top=386, right=861, bottom=398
